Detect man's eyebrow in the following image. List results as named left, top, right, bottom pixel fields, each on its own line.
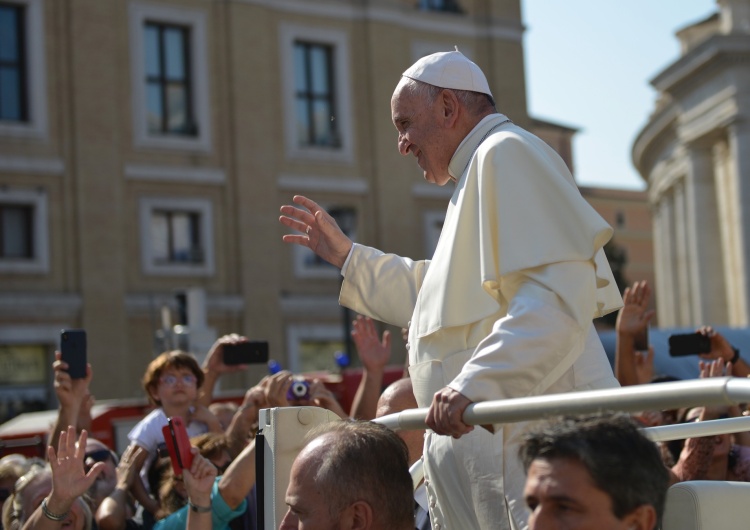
left=544, top=493, right=584, bottom=506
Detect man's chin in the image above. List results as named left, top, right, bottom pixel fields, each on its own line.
left=423, top=172, right=452, bottom=186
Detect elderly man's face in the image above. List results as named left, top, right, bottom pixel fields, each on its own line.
left=279, top=437, right=342, bottom=530
left=22, top=473, right=88, bottom=530
left=524, top=457, right=640, bottom=530
left=391, top=83, right=453, bottom=186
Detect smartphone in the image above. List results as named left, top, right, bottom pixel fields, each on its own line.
left=668, top=333, right=711, bottom=357
left=223, top=341, right=269, bottom=365
left=161, top=416, right=193, bottom=475
left=60, top=329, right=87, bottom=379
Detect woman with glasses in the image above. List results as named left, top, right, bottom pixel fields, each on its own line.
left=124, top=351, right=222, bottom=525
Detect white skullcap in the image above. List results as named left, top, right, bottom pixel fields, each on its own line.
left=402, top=48, right=492, bottom=97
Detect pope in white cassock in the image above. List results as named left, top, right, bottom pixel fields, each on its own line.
left=279, top=50, right=623, bottom=530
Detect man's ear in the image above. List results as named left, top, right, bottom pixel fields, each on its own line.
left=341, top=500, right=373, bottom=530
left=440, top=88, right=460, bottom=127
left=622, top=504, right=657, bottom=530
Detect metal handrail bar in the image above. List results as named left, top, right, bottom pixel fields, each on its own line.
left=374, top=377, right=750, bottom=430
left=644, top=416, right=750, bottom=442
left=404, top=417, right=750, bottom=492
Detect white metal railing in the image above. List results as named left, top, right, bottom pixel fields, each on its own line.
left=374, top=377, right=750, bottom=433
left=375, top=377, right=750, bottom=490
left=645, top=416, right=750, bottom=442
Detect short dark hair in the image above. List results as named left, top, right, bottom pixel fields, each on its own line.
left=519, top=412, right=669, bottom=522
left=304, top=420, right=414, bottom=528
left=142, top=350, right=204, bottom=406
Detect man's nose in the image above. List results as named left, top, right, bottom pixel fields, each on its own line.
left=398, top=133, right=411, bottom=156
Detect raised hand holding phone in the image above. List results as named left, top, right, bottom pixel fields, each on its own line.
left=60, top=329, right=87, bottom=379
left=668, top=333, right=712, bottom=357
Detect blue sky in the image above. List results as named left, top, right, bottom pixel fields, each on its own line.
left=523, top=0, right=718, bottom=190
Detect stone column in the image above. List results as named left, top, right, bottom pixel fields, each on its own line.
left=728, top=121, right=750, bottom=325
left=684, top=146, right=727, bottom=325
left=655, top=191, right=678, bottom=327
left=713, top=138, right=745, bottom=325
left=673, top=180, right=693, bottom=326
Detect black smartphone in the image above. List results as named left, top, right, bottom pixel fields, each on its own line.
left=223, top=341, right=269, bottom=365
left=668, top=333, right=711, bottom=357
left=60, top=329, right=87, bottom=379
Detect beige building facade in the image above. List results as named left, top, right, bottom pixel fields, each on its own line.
left=633, top=0, right=750, bottom=328
left=0, top=0, right=532, bottom=418
left=531, top=120, right=655, bottom=323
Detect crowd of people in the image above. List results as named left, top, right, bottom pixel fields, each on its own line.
left=0, top=293, right=746, bottom=530
left=3, top=49, right=750, bottom=530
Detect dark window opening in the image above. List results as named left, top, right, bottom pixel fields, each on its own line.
left=0, top=3, right=28, bottom=122
left=151, top=210, right=203, bottom=264
left=0, top=203, right=33, bottom=259
left=417, top=0, right=462, bottom=13
left=293, top=41, right=339, bottom=148
left=144, top=22, right=196, bottom=136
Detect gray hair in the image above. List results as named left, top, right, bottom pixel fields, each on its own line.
left=397, top=77, right=497, bottom=114
left=303, top=421, right=414, bottom=529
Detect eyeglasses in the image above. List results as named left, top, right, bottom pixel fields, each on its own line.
left=85, top=449, right=115, bottom=464
left=85, top=448, right=117, bottom=472
left=159, top=374, right=197, bottom=386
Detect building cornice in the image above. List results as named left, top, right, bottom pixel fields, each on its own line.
left=124, top=293, right=245, bottom=316
left=0, top=293, right=82, bottom=318
left=234, top=0, right=524, bottom=41
left=648, top=146, right=690, bottom=203
left=632, top=103, right=679, bottom=178
left=278, top=174, right=369, bottom=195
left=0, top=155, right=65, bottom=175
left=651, top=34, right=750, bottom=95
left=678, top=85, right=739, bottom=145
left=280, top=294, right=341, bottom=317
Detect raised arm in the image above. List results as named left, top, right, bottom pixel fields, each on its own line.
left=23, top=427, right=104, bottom=530
left=49, top=351, right=94, bottom=452
left=217, top=438, right=256, bottom=509
left=349, top=316, right=392, bottom=420
left=96, top=444, right=145, bottom=530
left=197, top=334, right=249, bottom=408
left=183, top=449, right=218, bottom=530
left=615, top=280, right=655, bottom=386
left=697, top=326, right=750, bottom=378
left=225, top=380, right=267, bottom=458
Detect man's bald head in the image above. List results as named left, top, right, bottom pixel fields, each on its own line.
left=283, top=421, right=414, bottom=530
left=376, top=378, right=424, bottom=466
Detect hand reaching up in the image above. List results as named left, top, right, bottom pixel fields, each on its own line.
left=616, top=280, right=655, bottom=342
left=351, top=316, right=391, bottom=373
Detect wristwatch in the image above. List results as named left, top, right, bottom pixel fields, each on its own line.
left=189, top=501, right=212, bottom=513
left=731, top=347, right=741, bottom=365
